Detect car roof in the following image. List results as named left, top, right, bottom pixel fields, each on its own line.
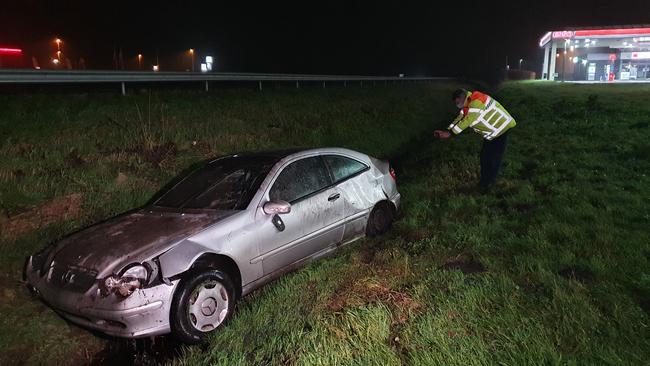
left=226, top=147, right=369, bottom=162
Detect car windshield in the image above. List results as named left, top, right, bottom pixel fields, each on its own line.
left=154, top=155, right=277, bottom=210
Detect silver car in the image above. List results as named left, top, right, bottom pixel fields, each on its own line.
left=26, top=148, right=400, bottom=343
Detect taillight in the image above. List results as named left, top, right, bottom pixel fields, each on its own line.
left=389, top=165, right=397, bottom=181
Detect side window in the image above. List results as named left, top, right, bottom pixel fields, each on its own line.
left=269, top=157, right=331, bottom=203
left=324, top=155, right=368, bottom=183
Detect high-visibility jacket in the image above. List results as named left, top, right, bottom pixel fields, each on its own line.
left=448, top=91, right=516, bottom=140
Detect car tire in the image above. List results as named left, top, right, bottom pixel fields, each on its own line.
left=170, top=269, right=236, bottom=344
left=366, top=201, right=394, bottom=237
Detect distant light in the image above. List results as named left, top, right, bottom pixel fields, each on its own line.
left=570, top=46, right=574, bottom=51
left=35, top=66, right=41, bottom=70
left=556, top=53, right=560, bottom=57
left=0, top=47, right=22, bottom=55
left=623, top=42, right=628, bottom=46
left=52, top=59, right=60, bottom=64
left=200, top=63, right=208, bottom=72
left=205, top=56, right=213, bottom=64
left=572, top=57, right=579, bottom=64
left=582, top=59, right=588, bottom=65
left=189, top=48, right=194, bottom=54
left=585, top=38, right=590, bottom=42
left=153, top=65, right=159, bottom=72
left=137, top=53, right=142, bottom=59
left=55, top=38, right=62, bottom=44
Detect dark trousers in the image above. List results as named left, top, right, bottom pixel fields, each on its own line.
left=479, top=131, right=509, bottom=188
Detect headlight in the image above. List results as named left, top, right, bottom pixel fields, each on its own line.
left=100, top=264, right=150, bottom=297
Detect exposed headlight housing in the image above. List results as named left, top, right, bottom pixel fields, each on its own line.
left=100, top=264, right=149, bottom=297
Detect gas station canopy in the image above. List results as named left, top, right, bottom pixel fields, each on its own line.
left=539, top=25, right=650, bottom=81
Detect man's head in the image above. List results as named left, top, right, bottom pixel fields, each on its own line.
left=452, top=89, right=469, bottom=109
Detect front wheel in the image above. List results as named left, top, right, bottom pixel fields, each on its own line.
left=366, top=201, right=394, bottom=237
left=170, top=269, right=236, bottom=344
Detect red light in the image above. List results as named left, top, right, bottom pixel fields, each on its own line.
left=389, top=166, right=397, bottom=181
left=575, top=28, right=650, bottom=37
left=0, top=47, right=22, bottom=55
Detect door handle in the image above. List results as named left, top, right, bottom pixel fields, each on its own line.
left=328, top=193, right=341, bottom=202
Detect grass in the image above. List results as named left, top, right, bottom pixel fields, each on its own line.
left=1, top=82, right=649, bottom=365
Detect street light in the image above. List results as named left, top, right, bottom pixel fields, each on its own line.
left=519, top=58, right=523, bottom=70
left=189, top=48, right=195, bottom=72
left=137, top=54, right=143, bottom=70
left=54, top=38, right=63, bottom=61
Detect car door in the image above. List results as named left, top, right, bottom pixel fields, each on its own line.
left=322, top=154, right=372, bottom=241
left=254, top=155, right=345, bottom=276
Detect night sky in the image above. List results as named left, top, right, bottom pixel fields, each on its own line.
left=2, top=1, right=649, bottom=80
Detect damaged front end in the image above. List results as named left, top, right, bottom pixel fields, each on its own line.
left=26, top=253, right=180, bottom=338
left=23, top=208, right=229, bottom=338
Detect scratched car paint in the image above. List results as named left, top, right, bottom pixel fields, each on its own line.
left=26, top=147, right=400, bottom=343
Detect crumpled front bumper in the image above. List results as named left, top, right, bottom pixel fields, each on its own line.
left=25, top=256, right=179, bottom=338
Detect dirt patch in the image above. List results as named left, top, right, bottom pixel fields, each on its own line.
left=402, top=228, right=431, bottom=242
left=64, top=148, right=87, bottom=168
left=101, top=142, right=178, bottom=167
left=440, top=255, right=486, bottom=274
left=4, top=143, right=36, bottom=157
left=139, top=142, right=177, bottom=166
left=558, top=267, right=595, bottom=283
left=0, top=193, right=83, bottom=238
left=115, top=172, right=128, bottom=185
left=90, top=337, right=183, bottom=366
left=327, top=278, right=422, bottom=324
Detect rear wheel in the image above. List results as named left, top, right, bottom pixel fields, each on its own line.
left=171, top=269, right=236, bottom=344
left=366, top=201, right=394, bottom=237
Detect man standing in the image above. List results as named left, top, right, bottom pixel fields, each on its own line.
left=434, top=89, right=516, bottom=193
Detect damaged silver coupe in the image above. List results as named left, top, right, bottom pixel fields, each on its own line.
left=26, top=148, right=400, bottom=343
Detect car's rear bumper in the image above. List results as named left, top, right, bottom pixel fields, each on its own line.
left=26, top=256, right=178, bottom=338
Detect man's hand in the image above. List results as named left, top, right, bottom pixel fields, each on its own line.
left=434, top=130, right=452, bottom=139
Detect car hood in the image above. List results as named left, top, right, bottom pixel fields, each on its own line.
left=49, top=209, right=235, bottom=276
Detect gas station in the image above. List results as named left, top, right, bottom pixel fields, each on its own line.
left=539, top=25, right=650, bottom=81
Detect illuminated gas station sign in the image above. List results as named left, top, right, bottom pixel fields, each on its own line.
left=552, top=31, right=575, bottom=39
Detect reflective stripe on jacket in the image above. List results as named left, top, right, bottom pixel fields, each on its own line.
left=447, top=91, right=516, bottom=140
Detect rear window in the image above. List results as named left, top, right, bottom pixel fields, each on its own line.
left=323, top=155, right=368, bottom=182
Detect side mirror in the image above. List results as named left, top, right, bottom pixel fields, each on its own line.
left=263, top=200, right=291, bottom=215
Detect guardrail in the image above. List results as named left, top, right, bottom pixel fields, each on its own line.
left=0, top=69, right=450, bottom=94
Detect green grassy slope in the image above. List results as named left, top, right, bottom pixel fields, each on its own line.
left=1, top=82, right=649, bottom=365
left=0, top=83, right=458, bottom=365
